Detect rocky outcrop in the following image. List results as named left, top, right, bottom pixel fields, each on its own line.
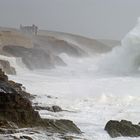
left=0, top=120, right=18, bottom=129
left=39, top=119, right=81, bottom=134
left=34, top=105, right=63, bottom=112
left=0, top=85, right=40, bottom=127
left=105, top=120, right=140, bottom=138
left=0, top=60, right=16, bottom=75
left=3, top=45, right=55, bottom=70
left=0, top=69, right=81, bottom=135
left=20, top=136, right=33, bottom=140
left=8, top=80, right=34, bottom=99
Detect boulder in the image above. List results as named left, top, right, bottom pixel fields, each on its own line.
left=51, top=105, right=63, bottom=112
left=105, top=120, right=140, bottom=138
left=39, top=119, right=81, bottom=134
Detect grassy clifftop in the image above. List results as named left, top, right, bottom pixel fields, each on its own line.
left=0, top=30, right=33, bottom=48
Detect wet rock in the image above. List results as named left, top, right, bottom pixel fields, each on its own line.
left=0, top=91, right=40, bottom=127
left=45, top=95, right=58, bottom=99
left=0, top=120, right=18, bottom=129
left=8, top=80, right=34, bottom=99
left=0, top=128, right=16, bottom=134
left=0, top=69, right=40, bottom=127
left=39, top=119, right=81, bottom=134
left=105, top=120, right=140, bottom=138
left=34, top=105, right=63, bottom=112
left=47, top=95, right=52, bottom=98
left=10, top=135, right=20, bottom=140
left=52, top=105, right=63, bottom=112
left=61, top=136, right=84, bottom=140
left=62, top=136, right=73, bottom=140
left=20, top=135, right=33, bottom=140
left=0, top=69, right=81, bottom=135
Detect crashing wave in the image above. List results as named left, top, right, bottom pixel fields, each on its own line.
left=99, top=18, right=140, bottom=74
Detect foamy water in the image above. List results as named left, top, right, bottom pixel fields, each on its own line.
left=2, top=18, right=140, bottom=139
left=7, top=55, right=140, bottom=140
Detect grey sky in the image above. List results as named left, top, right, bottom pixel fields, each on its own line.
left=0, top=0, right=140, bottom=39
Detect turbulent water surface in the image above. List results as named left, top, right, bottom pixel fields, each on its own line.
left=3, top=19, right=140, bottom=140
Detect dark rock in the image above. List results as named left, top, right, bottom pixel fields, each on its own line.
left=0, top=91, right=40, bottom=127
left=45, top=95, right=58, bottom=99
left=20, top=136, right=33, bottom=140
left=0, top=69, right=40, bottom=127
left=34, top=105, right=63, bottom=112
left=62, top=136, right=73, bottom=140
left=61, top=136, right=83, bottom=140
left=39, top=119, right=81, bottom=134
left=0, top=120, right=18, bottom=129
left=10, top=135, right=20, bottom=140
left=8, top=80, right=34, bottom=99
left=0, top=128, right=17, bottom=134
left=0, top=60, right=16, bottom=75
left=105, top=120, right=140, bottom=138
left=47, top=95, right=52, bottom=98
left=52, top=105, right=63, bottom=112
left=34, top=106, right=48, bottom=110
left=0, top=69, right=81, bottom=135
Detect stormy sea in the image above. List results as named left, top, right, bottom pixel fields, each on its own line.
left=1, top=19, right=140, bottom=140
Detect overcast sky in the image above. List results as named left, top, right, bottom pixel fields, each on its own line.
left=0, top=0, right=140, bottom=40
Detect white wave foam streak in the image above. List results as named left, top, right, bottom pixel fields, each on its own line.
left=99, top=18, right=140, bottom=74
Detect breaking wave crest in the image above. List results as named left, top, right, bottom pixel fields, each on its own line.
left=98, top=18, right=140, bottom=74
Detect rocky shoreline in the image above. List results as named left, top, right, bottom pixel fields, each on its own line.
left=105, top=120, right=140, bottom=138
left=1, top=67, right=140, bottom=139
left=0, top=69, right=81, bottom=139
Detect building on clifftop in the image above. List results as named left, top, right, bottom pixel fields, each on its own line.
left=20, top=24, right=38, bottom=35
